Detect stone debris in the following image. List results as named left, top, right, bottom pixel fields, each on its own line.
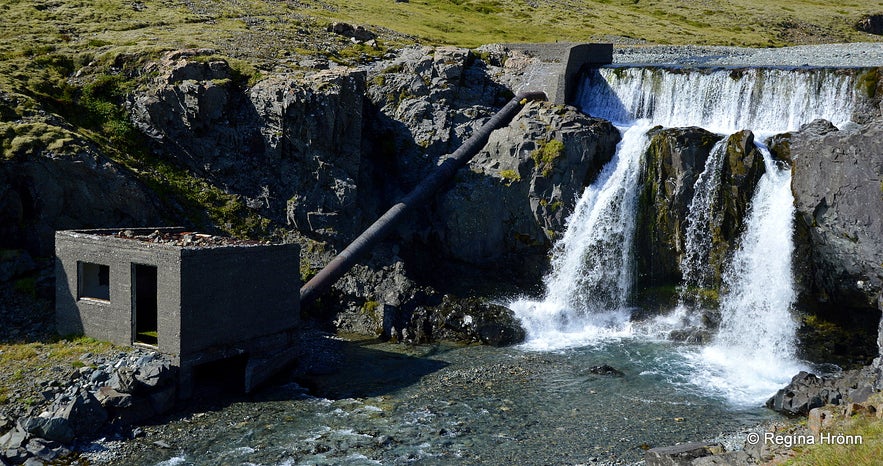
left=114, top=229, right=266, bottom=247
left=0, top=349, right=177, bottom=465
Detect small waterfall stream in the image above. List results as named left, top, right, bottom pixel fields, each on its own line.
left=680, top=140, right=727, bottom=290
left=511, top=66, right=859, bottom=404
left=514, top=123, right=649, bottom=347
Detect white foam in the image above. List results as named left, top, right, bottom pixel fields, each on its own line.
left=509, top=66, right=855, bottom=405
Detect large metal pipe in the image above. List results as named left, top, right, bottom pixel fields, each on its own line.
left=300, top=90, right=547, bottom=306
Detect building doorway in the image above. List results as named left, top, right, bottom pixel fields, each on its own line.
left=133, top=264, right=158, bottom=346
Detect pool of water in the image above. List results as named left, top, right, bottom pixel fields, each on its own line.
left=100, top=334, right=780, bottom=465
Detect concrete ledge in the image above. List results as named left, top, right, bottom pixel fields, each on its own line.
left=505, top=43, right=613, bottom=105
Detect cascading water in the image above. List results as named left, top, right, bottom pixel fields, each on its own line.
left=689, top=144, right=803, bottom=404
left=680, top=141, right=727, bottom=291
left=511, top=66, right=859, bottom=404
left=511, top=123, right=648, bottom=349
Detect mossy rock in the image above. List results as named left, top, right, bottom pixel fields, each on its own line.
left=634, top=127, right=721, bottom=288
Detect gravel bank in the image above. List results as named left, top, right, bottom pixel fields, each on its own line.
left=612, top=42, right=883, bottom=67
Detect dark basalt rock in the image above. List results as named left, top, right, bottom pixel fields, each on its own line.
left=766, top=367, right=877, bottom=416
left=789, top=119, right=883, bottom=369
left=588, top=364, right=625, bottom=377
left=856, top=14, right=883, bottom=35
left=406, top=296, right=525, bottom=347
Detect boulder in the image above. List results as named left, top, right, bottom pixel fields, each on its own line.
left=25, top=438, right=69, bottom=462
left=108, top=367, right=139, bottom=394
left=133, top=356, right=175, bottom=391
left=405, top=296, right=525, bottom=346
left=807, top=407, right=836, bottom=434
left=0, top=427, right=28, bottom=452
left=58, top=389, right=108, bottom=438
left=855, top=14, right=883, bottom=35
left=18, top=417, right=73, bottom=445
left=644, top=442, right=724, bottom=466
left=95, top=387, right=132, bottom=409
left=766, top=371, right=837, bottom=415
left=790, top=119, right=883, bottom=312
left=588, top=364, right=625, bottom=377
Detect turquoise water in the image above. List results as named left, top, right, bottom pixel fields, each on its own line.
left=103, top=336, right=779, bottom=465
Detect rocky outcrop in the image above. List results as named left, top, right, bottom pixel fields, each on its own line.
left=635, top=126, right=721, bottom=288
left=633, top=128, right=764, bottom=294
left=789, top=119, right=883, bottom=314
left=712, top=130, right=766, bottom=273
left=766, top=367, right=877, bottom=415
left=433, top=101, right=619, bottom=269
left=132, top=49, right=368, bottom=243
left=0, top=128, right=166, bottom=257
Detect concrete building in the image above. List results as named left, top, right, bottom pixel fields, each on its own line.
left=55, top=228, right=300, bottom=396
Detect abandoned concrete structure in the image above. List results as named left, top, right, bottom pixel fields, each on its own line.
left=55, top=228, right=300, bottom=396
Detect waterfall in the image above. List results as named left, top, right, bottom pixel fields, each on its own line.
left=680, top=141, right=727, bottom=290
left=690, top=145, right=803, bottom=404
left=579, top=67, right=857, bottom=131
left=511, top=66, right=860, bottom=402
left=510, top=123, right=648, bottom=349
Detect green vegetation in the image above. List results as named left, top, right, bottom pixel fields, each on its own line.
left=362, top=300, right=381, bottom=314
left=532, top=138, right=565, bottom=177
left=857, top=67, right=881, bottom=98
left=298, top=0, right=883, bottom=47
left=784, top=397, right=883, bottom=465
left=500, top=168, right=521, bottom=183
left=0, top=336, right=116, bottom=404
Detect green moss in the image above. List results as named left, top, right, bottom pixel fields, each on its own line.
left=531, top=138, right=565, bottom=177
left=500, top=168, right=521, bottom=183
left=362, top=300, right=381, bottom=314
left=300, top=261, right=317, bottom=282
left=548, top=199, right=563, bottom=212
left=0, top=121, right=80, bottom=160
left=857, top=67, right=880, bottom=99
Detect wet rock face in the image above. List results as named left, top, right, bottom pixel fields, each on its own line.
left=716, top=130, right=766, bottom=249
left=635, top=126, right=721, bottom=287
left=633, top=128, right=764, bottom=291
left=789, top=120, right=883, bottom=313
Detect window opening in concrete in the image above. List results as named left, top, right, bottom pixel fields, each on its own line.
left=78, top=262, right=110, bottom=301
left=192, top=354, right=248, bottom=395
left=133, top=264, right=158, bottom=346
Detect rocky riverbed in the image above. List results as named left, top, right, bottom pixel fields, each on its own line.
left=612, top=42, right=883, bottom=67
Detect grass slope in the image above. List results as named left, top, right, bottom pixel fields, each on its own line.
left=304, top=0, right=883, bottom=47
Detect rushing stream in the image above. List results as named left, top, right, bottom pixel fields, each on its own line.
left=101, top=67, right=862, bottom=465
left=101, top=337, right=776, bottom=465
